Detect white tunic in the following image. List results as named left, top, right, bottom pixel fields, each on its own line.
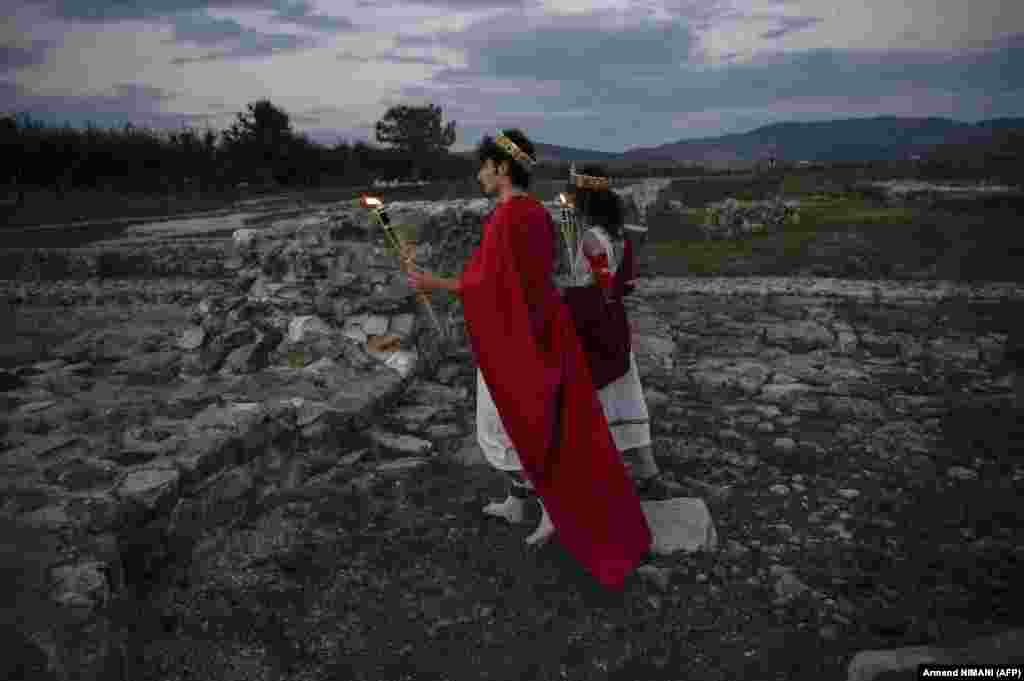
left=476, top=224, right=651, bottom=471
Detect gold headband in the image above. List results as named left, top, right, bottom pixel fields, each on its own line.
left=569, top=163, right=610, bottom=190
left=495, top=133, right=536, bottom=169
left=574, top=174, right=610, bottom=190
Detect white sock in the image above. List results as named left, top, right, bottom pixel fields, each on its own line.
left=483, top=495, right=526, bottom=524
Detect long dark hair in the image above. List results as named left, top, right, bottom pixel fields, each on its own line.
left=564, top=163, right=624, bottom=240
left=476, top=129, right=536, bottom=189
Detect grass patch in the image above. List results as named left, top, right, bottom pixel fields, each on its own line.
left=798, top=197, right=918, bottom=230
left=642, top=192, right=936, bottom=277
left=651, top=236, right=758, bottom=275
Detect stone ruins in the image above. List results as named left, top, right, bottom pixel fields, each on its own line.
left=1, top=178, right=1022, bottom=679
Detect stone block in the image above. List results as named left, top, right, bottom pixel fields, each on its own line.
left=760, top=382, right=816, bottom=405
left=288, top=315, right=332, bottom=343
left=116, top=466, right=180, bottom=513
left=179, top=325, right=206, bottom=350
left=65, top=492, right=125, bottom=533
left=375, top=457, right=429, bottom=476
left=362, top=315, right=390, bottom=336
left=49, top=560, right=110, bottom=614
left=367, top=428, right=433, bottom=456
left=642, top=497, right=718, bottom=555
left=174, top=432, right=240, bottom=486
left=389, top=313, right=416, bottom=337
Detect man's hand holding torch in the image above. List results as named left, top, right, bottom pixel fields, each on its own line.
left=359, top=195, right=457, bottom=337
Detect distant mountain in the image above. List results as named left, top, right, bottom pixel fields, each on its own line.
left=450, top=143, right=620, bottom=163
left=530, top=143, right=622, bottom=163
left=618, top=116, right=1024, bottom=163
left=450, top=117, right=1024, bottom=165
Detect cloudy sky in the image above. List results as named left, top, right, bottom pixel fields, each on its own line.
left=2, top=0, right=1022, bottom=153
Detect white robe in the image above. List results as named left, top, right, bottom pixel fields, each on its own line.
left=476, top=225, right=652, bottom=471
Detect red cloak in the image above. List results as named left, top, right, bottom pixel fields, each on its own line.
left=458, top=195, right=652, bottom=590
left=561, top=237, right=637, bottom=391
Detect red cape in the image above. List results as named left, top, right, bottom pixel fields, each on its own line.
left=458, top=195, right=652, bottom=590
left=562, top=237, right=637, bottom=390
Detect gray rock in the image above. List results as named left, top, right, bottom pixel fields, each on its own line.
left=112, top=351, right=181, bottom=380
left=391, top=404, right=440, bottom=432
left=50, top=561, right=110, bottom=613
left=634, top=334, right=677, bottom=367
left=17, top=400, right=57, bottom=414
left=761, top=382, right=816, bottom=405
left=405, top=380, right=468, bottom=405
left=368, top=428, right=433, bottom=456
left=64, top=492, right=125, bottom=533
left=644, top=388, right=669, bottom=409
left=190, top=402, right=266, bottom=434
left=116, top=466, right=180, bottom=511
left=174, top=432, right=239, bottom=484
left=641, top=497, right=718, bottom=555
left=846, top=647, right=951, bottom=681
left=824, top=396, right=885, bottom=421
left=9, top=434, right=87, bottom=459
left=288, top=315, right=332, bottom=343
left=773, top=571, right=810, bottom=601
left=179, top=325, right=206, bottom=350
left=362, top=314, right=390, bottom=336
left=389, top=313, right=416, bottom=337
left=424, top=423, right=462, bottom=439
left=219, top=341, right=269, bottom=374
left=636, top=564, right=671, bottom=591
left=376, top=457, right=429, bottom=475
left=764, top=321, right=834, bottom=352
left=947, top=465, right=978, bottom=481
left=119, top=424, right=184, bottom=462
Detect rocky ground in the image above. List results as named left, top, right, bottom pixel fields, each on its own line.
left=3, top=184, right=1024, bottom=681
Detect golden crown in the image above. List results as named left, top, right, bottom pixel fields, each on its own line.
left=569, top=163, right=610, bottom=190
left=495, top=133, right=537, bottom=168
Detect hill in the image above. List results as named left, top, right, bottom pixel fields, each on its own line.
left=618, top=116, right=1024, bottom=163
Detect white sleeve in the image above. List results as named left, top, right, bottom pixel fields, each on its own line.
left=581, top=229, right=606, bottom=257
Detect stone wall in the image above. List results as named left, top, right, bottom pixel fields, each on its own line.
left=0, top=199, right=464, bottom=678
left=700, top=197, right=801, bottom=240
left=8, top=179, right=1021, bottom=678
left=3, top=186, right=682, bottom=678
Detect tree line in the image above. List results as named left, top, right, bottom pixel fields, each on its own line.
left=12, top=96, right=1008, bottom=202
left=0, top=100, right=704, bottom=204
left=0, top=101, right=482, bottom=199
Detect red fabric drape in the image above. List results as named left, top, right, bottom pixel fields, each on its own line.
left=458, top=196, right=651, bottom=589
left=561, top=235, right=637, bottom=391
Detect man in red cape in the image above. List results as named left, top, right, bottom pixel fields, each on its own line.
left=407, top=129, right=651, bottom=590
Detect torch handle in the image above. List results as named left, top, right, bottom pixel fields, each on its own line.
left=380, top=220, right=446, bottom=338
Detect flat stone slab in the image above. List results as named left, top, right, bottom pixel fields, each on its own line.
left=367, top=428, right=433, bottom=456
left=116, top=466, right=180, bottom=510
left=846, top=629, right=1024, bottom=681
left=375, top=457, right=429, bottom=475
left=641, top=497, right=718, bottom=555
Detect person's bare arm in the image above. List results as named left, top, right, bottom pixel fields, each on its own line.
left=441, top=276, right=462, bottom=294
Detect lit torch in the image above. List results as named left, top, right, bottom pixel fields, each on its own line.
left=557, top=192, right=580, bottom=283
left=360, top=195, right=445, bottom=338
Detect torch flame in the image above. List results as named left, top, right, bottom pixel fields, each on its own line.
left=362, top=195, right=383, bottom=208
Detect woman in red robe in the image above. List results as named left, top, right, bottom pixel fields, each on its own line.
left=406, top=129, right=651, bottom=590
left=559, top=164, right=664, bottom=498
